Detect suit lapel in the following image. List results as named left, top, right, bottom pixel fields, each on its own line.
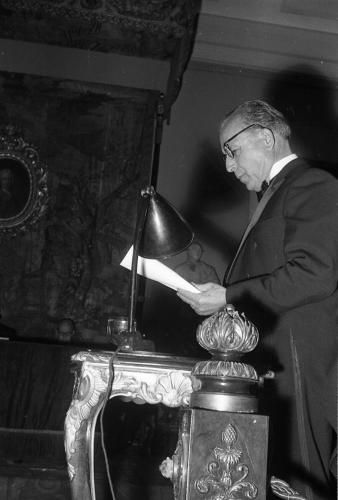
left=225, top=159, right=305, bottom=283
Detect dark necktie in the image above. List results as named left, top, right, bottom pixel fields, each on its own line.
left=257, top=180, right=269, bottom=201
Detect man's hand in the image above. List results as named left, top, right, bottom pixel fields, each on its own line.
left=177, top=282, right=227, bottom=316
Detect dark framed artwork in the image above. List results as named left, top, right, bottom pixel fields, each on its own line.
left=0, top=126, right=48, bottom=234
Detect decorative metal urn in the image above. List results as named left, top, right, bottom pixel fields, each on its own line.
left=191, top=305, right=260, bottom=412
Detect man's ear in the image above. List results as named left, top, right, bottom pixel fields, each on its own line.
left=261, top=128, right=275, bottom=149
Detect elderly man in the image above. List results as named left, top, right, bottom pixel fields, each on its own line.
left=177, top=100, right=337, bottom=499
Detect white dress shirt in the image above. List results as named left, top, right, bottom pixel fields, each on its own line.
left=269, top=153, right=298, bottom=182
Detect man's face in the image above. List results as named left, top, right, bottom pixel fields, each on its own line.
left=0, top=169, right=12, bottom=189
left=187, top=243, right=202, bottom=262
left=219, top=116, right=272, bottom=192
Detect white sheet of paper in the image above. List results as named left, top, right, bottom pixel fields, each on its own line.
left=120, top=246, right=200, bottom=294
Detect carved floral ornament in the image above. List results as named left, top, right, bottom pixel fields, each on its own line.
left=160, top=422, right=259, bottom=500
left=195, top=423, right=258, bottom=499
left=71, top=351, right=194, bottom=408
left=196, top=306, right=259, bottom=359
left=0, top=125, right=48, bottom=235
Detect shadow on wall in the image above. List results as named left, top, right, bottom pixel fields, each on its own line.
left=180, top=140, right=248, bottom=265
left=265, top=64, right=338, bottom=177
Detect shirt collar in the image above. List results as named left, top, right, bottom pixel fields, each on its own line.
left=269, top=154, right=298, bottom=182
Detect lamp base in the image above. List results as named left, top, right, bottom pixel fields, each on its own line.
left=107, top=317, right=155, bottom=352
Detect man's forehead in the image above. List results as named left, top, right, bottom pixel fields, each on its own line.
left=220, top=115, right=245, bottom=142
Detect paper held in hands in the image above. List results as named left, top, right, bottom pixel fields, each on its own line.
left=120, top=246, right=200, bottom=294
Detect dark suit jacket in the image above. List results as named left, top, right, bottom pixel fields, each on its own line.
left=224, top=158, right=338, bottom=497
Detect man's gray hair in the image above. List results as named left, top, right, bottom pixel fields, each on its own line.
left=221, top=99, right=291, bottom=139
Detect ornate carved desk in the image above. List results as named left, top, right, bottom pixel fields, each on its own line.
left=64, top=349, right=196, bottom=500
left=64, top=309, right=305, bottom=500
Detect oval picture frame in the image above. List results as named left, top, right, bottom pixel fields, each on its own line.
left=0, top=126, right=48, bottom=234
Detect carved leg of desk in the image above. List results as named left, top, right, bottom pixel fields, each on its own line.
left=64, top=352, right=195, bottom=500
left=64, top=366, right=108, bottom=500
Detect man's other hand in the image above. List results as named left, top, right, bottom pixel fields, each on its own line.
left=177, top=282, right=227, bottom=316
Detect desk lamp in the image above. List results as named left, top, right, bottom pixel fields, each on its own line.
left=100, top=186, right=193, bottom=497
left=126, top=185, right=193, bottom=347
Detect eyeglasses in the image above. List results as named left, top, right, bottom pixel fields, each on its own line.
left=222, top=123, right=272, bottom=160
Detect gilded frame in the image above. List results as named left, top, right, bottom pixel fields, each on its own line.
left=0, top=126, right=48, bottom=234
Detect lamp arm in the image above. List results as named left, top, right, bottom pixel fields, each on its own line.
left=128, top=187, right=154, bottom=335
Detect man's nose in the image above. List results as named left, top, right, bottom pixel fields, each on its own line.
left=225, top=157, right=236, bottom=173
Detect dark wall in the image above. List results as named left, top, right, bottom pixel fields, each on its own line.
left=265, top=65, right=338, bottom=172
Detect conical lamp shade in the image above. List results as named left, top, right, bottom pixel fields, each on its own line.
left=139, top=190, right=194, bottom=259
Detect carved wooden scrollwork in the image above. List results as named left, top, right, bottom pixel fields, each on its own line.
left=0, top=125, right=48, bottom=235
left=64, top=350, right=196, bottom=496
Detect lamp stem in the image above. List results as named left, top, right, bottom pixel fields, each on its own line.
left=128, top=187, right=153, bottom=335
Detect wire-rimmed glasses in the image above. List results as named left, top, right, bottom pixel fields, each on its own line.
left=222, top=123, right=274, bottom=160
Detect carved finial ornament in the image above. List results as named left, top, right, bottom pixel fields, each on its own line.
left=196, top=305, right=259, bottom=360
